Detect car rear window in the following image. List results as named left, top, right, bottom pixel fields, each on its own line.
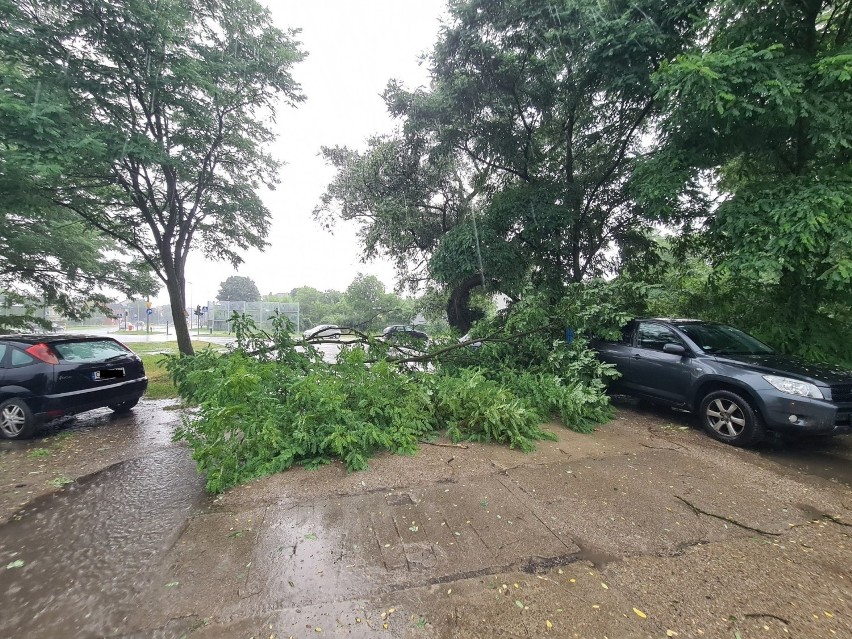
left=52, top=340, right=131, bottom=362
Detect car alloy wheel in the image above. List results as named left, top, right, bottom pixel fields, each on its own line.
left=705, top=398, right=746, bottom=437
left=0, top=399, right=35, bottom=439
left=699, top=389, right=765, bottom=446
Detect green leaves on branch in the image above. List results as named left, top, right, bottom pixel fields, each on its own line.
left=169, top=291, right=621, bottom=493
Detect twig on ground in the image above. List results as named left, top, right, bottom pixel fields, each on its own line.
left=419, top=440, right=469, bottom=449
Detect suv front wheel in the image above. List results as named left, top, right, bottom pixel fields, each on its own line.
left=699, top=390, right=765, bottom=446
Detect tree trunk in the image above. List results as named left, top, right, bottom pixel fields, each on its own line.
left=446, top=274, right=486, bottom=333
left=164, top=264, right=194, bottom=356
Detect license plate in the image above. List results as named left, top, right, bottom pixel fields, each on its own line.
left=93, top=368, right=125, bottom=381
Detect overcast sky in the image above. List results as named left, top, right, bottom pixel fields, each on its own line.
left=169, top=0, right=448, bottom=308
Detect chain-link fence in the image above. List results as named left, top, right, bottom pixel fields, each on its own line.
left=207, top=301, right=299, bottom=332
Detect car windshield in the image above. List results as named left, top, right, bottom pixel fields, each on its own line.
left=52, top=340, right=131, bottom=362
left=675, top=324, right=774, bottom=355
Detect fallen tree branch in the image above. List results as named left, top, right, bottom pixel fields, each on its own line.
left=675, top=495, right=782, bottom=536
left=419, top=440, right=469, bottom=449
left=246, top=320, right=568, bottom=365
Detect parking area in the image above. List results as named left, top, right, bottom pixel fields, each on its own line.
left=1, top=399, right=851, bottom=638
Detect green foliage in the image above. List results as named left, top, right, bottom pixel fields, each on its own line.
left=0, top=60, right=157, bottom=317
left=1, top=0, right=305, bottom=355
left=315, top=136, right=472, bottom=293
left=643, top=0, right=852, bottom=366
left=217, top=276, right=262, bottom=302
left=284, top=277, right=414, bottom=333
left=431, top=369, right=554, bottom=452
left=318, top=0, right=704, bottom=329
left=623, top=237, right=852, bottom=368
left=170, top=295, right=618, bottom=493
left=495, top=371, right=612, bottom=435
left=289, top=286, right=342, bottom=330
left=341, top=273, right=413, bottom=331
left=168, top=329, right=437, bottom=492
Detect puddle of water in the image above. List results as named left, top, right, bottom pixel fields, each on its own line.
left=0, top=401, right=180, bottom=452
left=571, top=538, right=621, bottom=569
left=0, top=448, right=208, bottom=639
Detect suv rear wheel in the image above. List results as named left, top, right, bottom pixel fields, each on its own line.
left=0, top=398, right=36, bottom=440
left=699, top=390, right=765, bottom=446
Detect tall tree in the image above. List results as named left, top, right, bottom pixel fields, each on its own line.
left=650, top=0, right=852, bottom=354
left=2, top=0, right=305, bottom=354
left=217, top=275, right=261, bottom=302
left=315, top=134, right=477, bottom=292
left=289, top=286, right=342, bottom=329
left=318, top=0, right=703, bottom=331
left=408, top=0, right=703, bottom=289
left=341, top=274, right=410, bottom=331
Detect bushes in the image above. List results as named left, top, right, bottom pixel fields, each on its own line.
left=169, top=301, right=620, bottom=493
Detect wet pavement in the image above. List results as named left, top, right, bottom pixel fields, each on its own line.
left=1, top=399, right=851, bottom=638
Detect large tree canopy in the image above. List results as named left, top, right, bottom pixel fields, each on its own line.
left=316, top=134, right=475, bottom=293
left=650, top=0, right=852, bottom=356
left=217, top=275, right=261, bottom=302
left=318, top=0, right=704, bottom=331
left=0, top=60, right=156, bottom=325
left=1, top=0, right=304, bottom=353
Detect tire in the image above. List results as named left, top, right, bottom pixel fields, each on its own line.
left=108, top=398, right=139, bottom=414
left=699, top=390, right=765, bottom=446
left=0, top=398, right=36, bottom=440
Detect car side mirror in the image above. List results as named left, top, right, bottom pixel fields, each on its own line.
left=663, top=343, right=687, bottom=356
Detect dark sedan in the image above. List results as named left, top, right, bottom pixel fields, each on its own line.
left=594, top=319, right=852, bottom=446
left=0, top=335, right=148, bottom=440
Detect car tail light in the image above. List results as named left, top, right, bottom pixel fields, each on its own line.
left=25, top=343, right=60, bottom=365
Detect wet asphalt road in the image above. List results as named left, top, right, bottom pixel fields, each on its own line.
left=0, top=399, right=851, bottom=638
left=612, top=396, right=852, bottom=487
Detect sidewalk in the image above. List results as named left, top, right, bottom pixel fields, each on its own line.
left=125, top=412, right=852, bottom=638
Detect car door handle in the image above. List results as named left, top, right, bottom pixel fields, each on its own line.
left=632, top=354, right=642, bottom=359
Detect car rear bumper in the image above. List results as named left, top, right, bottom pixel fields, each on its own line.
left=760, top=392, right=851, bottom=434
left=37, top=377, right=148, bottom=419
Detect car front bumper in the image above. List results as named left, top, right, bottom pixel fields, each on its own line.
left=760, top=391, right=852, bottom=434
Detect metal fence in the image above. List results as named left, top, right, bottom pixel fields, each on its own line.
left=207, top=301, right=300, bottom=332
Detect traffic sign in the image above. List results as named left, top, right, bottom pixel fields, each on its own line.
left=146, top=308, right=153, bottom=315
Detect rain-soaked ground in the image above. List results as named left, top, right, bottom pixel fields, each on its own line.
left=1, top=398, right=851, bottom=638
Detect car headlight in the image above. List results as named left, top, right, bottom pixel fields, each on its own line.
left=763, top=375, right=825, bottom=399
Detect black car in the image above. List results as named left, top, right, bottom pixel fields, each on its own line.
left=0, top=335, right=148, bottom=440
left=380, top=325, right=429, bottom=342
left=594, top=319, right=852, bottom=446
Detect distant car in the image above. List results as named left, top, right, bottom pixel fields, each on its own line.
left=594, top=318, right=852, bottom=446
left=0, top=335, right=148, bottom=440
left=459, top=332, right=483, bottom=349
left=303, top=324, right=341, bottom=340
left=381, top=325, right=429, bottom=343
